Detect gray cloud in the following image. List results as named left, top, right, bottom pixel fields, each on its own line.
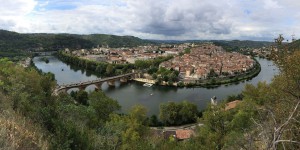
left=0, top=0, right=300, bottom=40
left=125, top=0, right=234, bottom=37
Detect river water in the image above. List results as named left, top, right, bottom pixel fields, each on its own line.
left=33, top=56, right=279, bottom=115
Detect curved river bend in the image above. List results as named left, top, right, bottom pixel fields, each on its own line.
left=33, top=56, right=279, bottom=115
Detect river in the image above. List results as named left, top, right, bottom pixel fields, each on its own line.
left=33, top=56, right=279, bottom=115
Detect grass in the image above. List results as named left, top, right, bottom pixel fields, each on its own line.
left=0, top=92, right=49, bottom=150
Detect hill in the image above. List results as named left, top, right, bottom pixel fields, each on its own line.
left=0, top=29, right=277, bottom=57
left=0, top=30, right=29, bottom=57
left=0, top=30, right=151, bottom=57
left=286, top=39, right=300, bottom=51
left=83, top=34, right=149, bottom=48
left=147, top=39, right=273, bottom=51
left=212, top=40, right=273, bottom=51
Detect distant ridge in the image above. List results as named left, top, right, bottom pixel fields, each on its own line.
left=212, top=40, right=273, bottom=51
left=0, top=29, right=278, bottom=57
left=0, top=29, right=151, bottom=57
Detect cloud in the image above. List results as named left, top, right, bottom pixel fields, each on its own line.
left=124, top=0, right=234, bottom=38
left=0, top=0, right=37, bottom=31
left=0, top=0, right=299, bottom=40
left=0, top=0, right=37, bottom=16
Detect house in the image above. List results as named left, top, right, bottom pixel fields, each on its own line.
left=163, top=131, right=176, bottom=140
left=225, top=100, right=241, bottom=111
left=64, top=48, right=70, bottom=53
left=175, top=129, right=195, bottom=140
left=108, top=56, right=124, bottom=64
left=157, top=129, right=195, bottom=141
left=195, top=68, right=208, bottom=79
left=185, top=67, right=194, bottom=77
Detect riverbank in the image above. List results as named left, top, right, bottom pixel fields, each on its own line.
left=136, top=58, right=261, bottom=88
left=193, top=58, right=260, bottom=87
left=133, top=78, right=156, bottom=84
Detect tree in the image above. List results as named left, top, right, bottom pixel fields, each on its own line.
left=152, top=73, right=157, bottom=80
left=179, top=101, right=198, bottom=124
left=225, top=94, right=244, bottom=103
left=159, top=102, right=181, bottom=125
left=102, top=105, right=150, bottom=150
left=196, top=103, right=231, bottom=150
left=95, top=63, right=107, bottom=74
left=88, top=91, right=120, bottom=127
left=135, top=60, right=151, bottom=69
left=168, top=72, right=178, bottom=82
left=148, top=115, right=161, bottom=126
left=240, top=50, right=300, bottom=149
left=106, top=64, right=115, bottom=76
left=159, top=101, right=199, bottom=126
left=184, top=48, right=191, bottom=54
left=75, top=90, right=89, bottom=105
left=122, top=105, right=149, bottom=149
left=208, top=68, right=218, bottom=78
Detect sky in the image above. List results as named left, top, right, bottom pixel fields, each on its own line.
left=0, top=0, right=299, bottom=41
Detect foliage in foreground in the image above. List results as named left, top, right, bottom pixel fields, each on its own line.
left=195, top=50, right=300, bottom=150
left=0, top=58, right=175, bottom=149
left=1, top=47, right=300, bottom=149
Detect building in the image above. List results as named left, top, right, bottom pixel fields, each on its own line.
left=225, top=100, right=242, bottom=111
left=175, top=129, right=195, bottom=140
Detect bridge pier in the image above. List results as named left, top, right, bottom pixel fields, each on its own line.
left=120, top=77, right=128, bottom=83
left=128, top=75, right=134, bottom=80
left=95, top=82, right=103, bottom=90
left=79, top=85, right=87, bottom=91
left=107, top=80, right=115, bottom=86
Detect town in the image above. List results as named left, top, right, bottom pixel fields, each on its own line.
left=160, top=43, right=255, bottom=80
left=63, top=42, right=256, bottom=84
left=64, top=43, right=191, bottom=64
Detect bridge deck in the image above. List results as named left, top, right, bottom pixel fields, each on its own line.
left=57, top=72, right=136, bottom=90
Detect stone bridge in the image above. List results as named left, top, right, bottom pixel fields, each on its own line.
left=54, top=72, right=139, bottom=94
left=32, top=51, right=57, bottom=56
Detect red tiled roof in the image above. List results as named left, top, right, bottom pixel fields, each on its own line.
left=225, top=100, right=241, bottom=111
left=175, top=129, right=194, bottom=140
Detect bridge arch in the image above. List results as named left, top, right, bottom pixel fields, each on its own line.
left=54, top=72, right=138, bottom=95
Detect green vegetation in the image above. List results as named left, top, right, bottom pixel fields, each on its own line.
left=213, top=40, right=273, bottom=52
left=0, top=59, right=149, bottom=149
left=0, top=30, right=94, bottom=57
left=57, top=51, right=134, bottom=76
left=0, top=29, right=152, bottom=57
left=193, top=45, right=300, bottom=150
left=154, top=67, right=179, bottom=85
left=159, top=101, right=199, bottom=126
left=58, top=50, right=174, bottom=77
left=196, top=100, right=256, bottom=149
left=1, top=35, right=300, bottom=149
left=82, top=34, right=150, bottom=48
left=184, top=48, right=191, bottom=54
left=39, top=57, right=50, bottom=63
left=224, top=93, right=244, bottom=103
